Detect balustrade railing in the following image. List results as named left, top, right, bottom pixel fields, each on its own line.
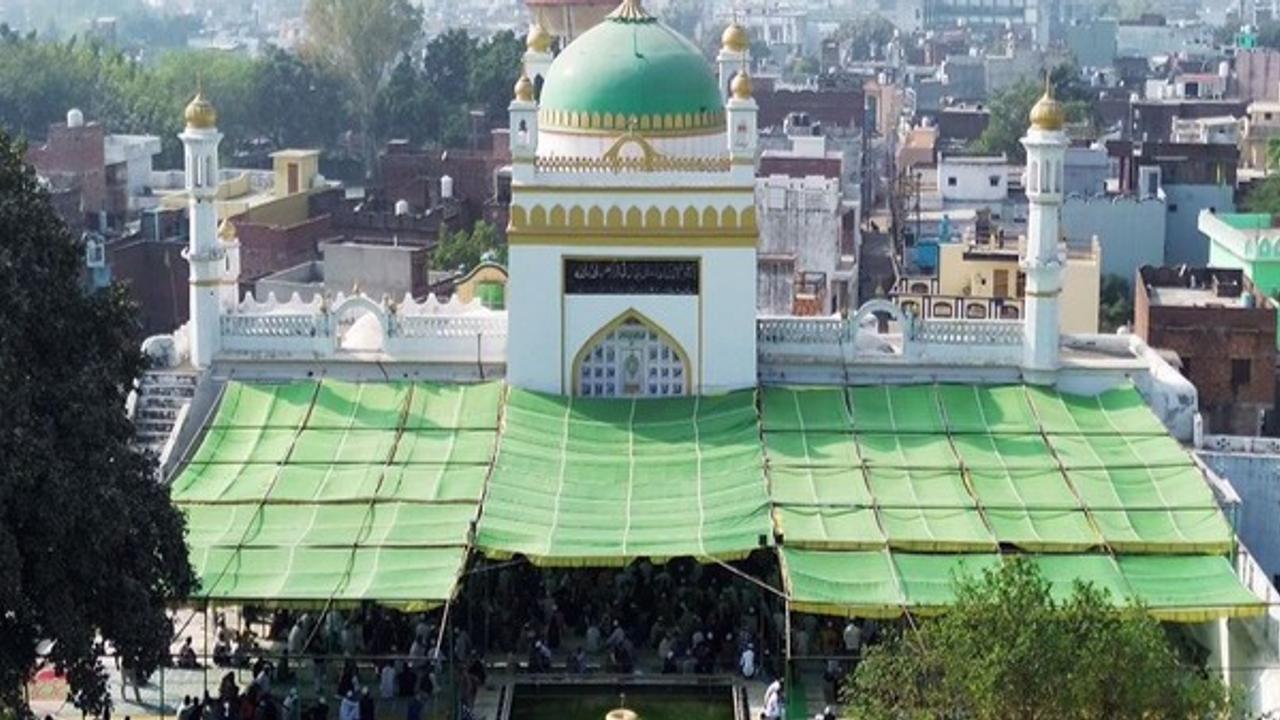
left=911, top=319, right=1024, bottom=346
left=535, top=155, right=732, bottom=174
left=391, top=315, right=509, bottom=339
left=757, top=317, right=852, bottom=346
left=221, top=314, right=328, bottom=338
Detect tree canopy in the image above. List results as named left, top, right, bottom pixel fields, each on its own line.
left=303, top=0, right=423, bottom=174
left=0, top=25, right=523, bottom=171
left=0, top=130, right=195, bottom=717
left=844, top=559, right=1234, bottom=720
left=433, top=220, right=505, bottom=273
left=835, top=14, right=897, bottom=62
left=969, top=65, right=1094, bottom=162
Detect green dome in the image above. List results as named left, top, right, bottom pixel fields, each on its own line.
left=538, top=8, right=724, bottom=135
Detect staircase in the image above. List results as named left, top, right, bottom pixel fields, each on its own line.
left=133, top=370, right=199, bottom=460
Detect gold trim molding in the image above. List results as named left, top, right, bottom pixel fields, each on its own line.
left=540, top=108, right=725, bottom=135
left=510, top=202, right=757, bottom=236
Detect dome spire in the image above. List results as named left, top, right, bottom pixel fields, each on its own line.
left=608, top=0, right=653, bottom=22
left=1029, top=72, right=1065, bottom=131
left=184, top=74, right=218, bottom=129
left=526, top=9, right=553, bottom=53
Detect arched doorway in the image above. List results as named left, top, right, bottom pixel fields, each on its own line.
left=574, top=312, right=690, bottom=397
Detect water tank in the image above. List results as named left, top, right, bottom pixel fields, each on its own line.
left=441, top=175, right=454, bottom=200
left=67, top=108, right=85, bottom=128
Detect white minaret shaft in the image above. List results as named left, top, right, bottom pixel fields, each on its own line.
left=180, top=90, right=224, bottom=370
left=1020, top=82, right=1068, bottom=381
left=717, top=20, right=750, bottom=103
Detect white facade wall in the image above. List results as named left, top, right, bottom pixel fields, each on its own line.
left=755, top=174, right=843, bottom=314
left=508, top=244, right=757, bottom=396
left=938, top=157, right=1010, bottom=204
left=1061, top=196, right=1166, bottom=281
left=1166, top=184, right=1234, bottom=266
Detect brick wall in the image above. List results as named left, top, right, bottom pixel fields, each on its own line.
left=1136, top=266, right=1277, bottom=435
left=236, top=214, right=333, bottom=283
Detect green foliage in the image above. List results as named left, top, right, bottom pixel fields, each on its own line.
left=376, top=28, right=524, bottom=147
left=0, top=130, right=195, bottom=717
left=1244, top=176, right=1280, bottom=215
left=844, top=559, right=1235, bottom=720
left=969, top=65, right=1093, bottom=162
left=433, top=220, right=504, bottom=272
left=1099, top=274, right=1133, bottom=332
left=835, top=14, right=897, bottom=62
left=303, top=0, right=423, bottom=169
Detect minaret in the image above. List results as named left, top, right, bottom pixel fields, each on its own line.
left=1020, top=79, right=1068, bottom=382
left=727, top=68, right=758, bottom=183
left=718, top=19, right=750, bottom=103
left=509, top=72, right=539, bottom=184
left=524, top=12, right=554, bottom=95
left=180, top=87, right=224, bottom=369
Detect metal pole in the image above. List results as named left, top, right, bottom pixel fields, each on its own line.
left=203, top=602, right=210, bottom=700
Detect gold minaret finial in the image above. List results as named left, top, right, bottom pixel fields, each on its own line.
left=723, top=10, right=749, bottom=52
left=608, top=0, right=653, bottom=22
left=731, top=66, right=753, bottom=100
left=513, top=72, right=535, bottom=102
left=184, top=75, right=218, bottom=129
left=1029, top=71, right=1065, bottom=131
left=526, top=10, right=553, bottom=53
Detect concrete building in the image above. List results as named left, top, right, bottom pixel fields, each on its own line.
left=1201, top=212, right=1280, bottom=298
left=1170, top=116, right=1242, bottom=145
left=24, top=108, right=162, bottom=230
left=756, top=134, right=857, bottom=316
left=1128, top=99, right=1248, bottom=143
left=1063, top=18, right=1117, bottom=68
left=1135, top=266, right=1276, bottom=436
left=936, top=154, right=1012, bottom=214
left=1242, top=102, right=1280, bottom=172
left=254, top=242, right=429, bottom=304
left=1062, top=195, right=1166, bottom=282
left=1236, top=50, right=1280, bottom=104
left=1112, top=141, right=1237, bottom=266
left=1063, top=146, right=1109, bottom=197
left=894, top=233, right=1101, bottom=332
left=922, top=0, right=1050, bottom=49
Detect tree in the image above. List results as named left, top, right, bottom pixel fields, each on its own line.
left=1099, top=274, right=1133, bottom=332
left=969, top=65, right=1093, bottom=162
left=835, top=14, right=896, bottom=62
left=433, top=220, right=503, bottom=272
left=0, top=131, right=195, bottom=717
left=468, top=31, right=525, bottom=124
left=1245, top=176, right=1280, bottom=214
left=254, top=47, right=350, bottom=150
left=303, top=0, right=422, bottom=172
left=845, top=559, right=1234, bottom=720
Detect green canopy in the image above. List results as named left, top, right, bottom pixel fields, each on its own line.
left=782, top=549, right=1263, bottom=622
left=172, top=379, right=501, bottom=609
left=475, top=389, right=773, bottom=566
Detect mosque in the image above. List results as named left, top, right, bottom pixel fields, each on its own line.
left=150, top=0, right=1280, bottom=712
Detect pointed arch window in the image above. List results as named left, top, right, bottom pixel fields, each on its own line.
left=574, top=313, right=689, bottom=398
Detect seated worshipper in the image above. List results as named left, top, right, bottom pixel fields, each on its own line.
left=178, top=637, right=199, bottom=669
left=396, top=662, right=417, bottom=697
left=357, top=688, right=375, bottom=720
left=379, top=663, right=396, bottom=700
left=740, top=644, right=756, bottom=679
left=762, top=679, right=783, bottom=720
left=569, top=647, right=588, bottom=674
left=212, top=639, right=232, bottom=668
left=282, top=690, right=300, bottom=720
left=406, top=693, right=424, bottom=720
left=274, top=651, right=294, bottom=685
left=338, top=691, right=359, bottom=720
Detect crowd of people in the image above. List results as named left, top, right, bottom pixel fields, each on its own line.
left=149, top=555, right=887, bottom=720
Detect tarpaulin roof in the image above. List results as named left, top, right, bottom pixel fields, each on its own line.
left=764, top=384, right=1233, bottom=556
left=782, top=548, right=1263, bottom=622
left=474, top=389, right=773, bottom=566
left=169, top=380, right=1260, bottom=620
left=765, top=383, right=1256, bottom=621
left=171, top=380, right=502, bottom=609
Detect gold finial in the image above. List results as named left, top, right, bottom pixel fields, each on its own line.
left=722, top=17, right=750, bottom=52
left=184, top=76, right=218, bottom=129
left=526, top=14, right=553, bottom=53
left=608, top=0, right=653, bottom=22
left=731, top=69, right=753, bottom=100
left=514, top=73, right=535, bottom=102
left=1029, top=72, right=1065, bottom=131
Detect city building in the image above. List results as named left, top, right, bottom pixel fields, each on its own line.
left=24, top=108, right=161, bottom=231
left=1242, top=101, right=1280, bottom=172
left=1135, top=266, right=1276, bottom=436
left=893, top=232, right=1100, bottom=332
left=922, top=0, right=1050, bottom=49
left=114, top=5, right=1280, bottom=718
left=1201, top=212, right=1280, bottom=298
left=1170, top=116, right=1242, bottom=145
